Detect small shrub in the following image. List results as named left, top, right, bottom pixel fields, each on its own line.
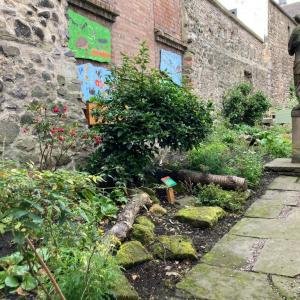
left=222, top=83, right=271, bottom=126
left=195, top=184, right=247, bottom=212
left=87, top=42, right=213, bottom=185
left=188, top=142, right=230, bottom=174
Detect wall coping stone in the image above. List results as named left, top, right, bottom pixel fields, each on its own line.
left=269, top=0, right=297, bottom=25
left=154, top=28, right=187, bottom=52
left=208, top=0, right=265, bottom=43
left=67, top=0, right=119, bottom=22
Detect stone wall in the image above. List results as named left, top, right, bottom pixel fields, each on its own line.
left=268, top=1, right=295, bottom=107
left=0, top=0, right=83, bottom=164
left=182, top=0, right=295, bottom=107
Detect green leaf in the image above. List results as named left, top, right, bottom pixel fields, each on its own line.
left=11, top=265, right=29, bottom=276
left=0, top=271, right=6, bottom=284
left=21, top=274, right=37, bottom=291
left=0, top=252, right=23, bottom=267
left=5, top=276, right=19, bottom=288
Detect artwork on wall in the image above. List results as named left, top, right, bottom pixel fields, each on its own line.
left=68, top=9, right=112, bottom=63
left=160, top=49, right=182, bottom=86
left=77, top=63, right=111, bottom=102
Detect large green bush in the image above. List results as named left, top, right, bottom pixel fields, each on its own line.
left=87, top=43, right=213, bottom=184
left=222, top=83, right=271, bottom=126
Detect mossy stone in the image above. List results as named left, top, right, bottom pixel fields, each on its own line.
left=175, top=206, right=225, bottom=228
left=151, top=235, right=197, bottom=260
left=149, top=204, right=167, bottom=216
left=135, top=216, right=155, bottom=230
left=116, top=241, right=152, bottom=268
left=112, top=272, right=139, bottom=300
left=132, top=224, right=155, bottom=245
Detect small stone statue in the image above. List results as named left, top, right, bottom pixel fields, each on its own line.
left=289, top=15, right=300, bottom=104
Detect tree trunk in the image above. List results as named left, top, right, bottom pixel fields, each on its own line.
left=178, top=169, right=248, bottom=191
left=108, top=192, right=152, bottom=242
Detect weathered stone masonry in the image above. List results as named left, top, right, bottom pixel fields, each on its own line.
left=0, top=0, right=296, bottom=164
left=182, top=0, right=295, bottom=107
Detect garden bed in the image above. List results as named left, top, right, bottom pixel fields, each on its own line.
left=124, top=171, right=276, bottom=299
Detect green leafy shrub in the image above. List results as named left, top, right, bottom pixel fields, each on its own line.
left=188, top=142, right=229, bottom=174
left=87, top=43, right=213, bottom=184
left=0, top=161, right=122, bottom=298
left=188, top=125, right=264, bottom=188
left=195, top=184, right=247, bottom=212
left=222, top=83, right=271, bottom=126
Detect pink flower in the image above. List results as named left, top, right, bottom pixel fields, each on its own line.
left=50, top=128, right=57, bottom=135
left=63, top=105, right=67, bottom=113
left=21, top=127, right=29, bottom=134
left=52, top=106, right=60, bottom=113
left=69, top=130, right=76, bottom=137
left=58, top=135, right=65, bottom=141
left=93, top=135, right=102, bottom=145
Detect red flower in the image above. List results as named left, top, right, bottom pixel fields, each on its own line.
left=93, top=135, right=102, bottom=145
left=50, top=128, right=57, bottom=135
left=57, top=128, right=65, bottom=133
left=52, top=106, right=60, bottom=113
left=63, top=105, right=67, bottom=113
left=69, top=130, right=76, bottom=137
left=58, top=135, right=65, bottom=141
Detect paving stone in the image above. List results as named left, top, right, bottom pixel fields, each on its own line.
left=272, top=275, right=300, bottom=299
left=231, top=208, right=300, bottom=240
left=268, top=176, right=300, bottom=191
left=175, top=207, right=225, bottom=228
left=265, top=158, right=300, bottom=174
left=253, top=240, right=300, bottom=277
left=260, top=190, right=300, bottom=206
left=202, top=234, right=261, bottom=269
left=176, top=264, right=280, bottom=300
left=245, top=199, right=283, bottom=219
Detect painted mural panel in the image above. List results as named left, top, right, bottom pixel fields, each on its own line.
left=160, top=49, right=182, bottom=86
left=68, top=9, right=112, bottom=63
left=77, top=63, right=111, bottom=102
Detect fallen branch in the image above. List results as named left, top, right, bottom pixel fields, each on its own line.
left=178, top=169, right=248, bottom=191
left=108, top=192, right=152, bottom=242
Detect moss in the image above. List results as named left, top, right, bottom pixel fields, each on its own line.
left=135, top=216, right=155, bottom=231
left=111, top=271, right=139, bottom=300
left=175, top=207, right=225, bottom=228
left=151, top=235, right=197, bottom=260
left=116, top=241, right=152, bottom=268
left=132, top=224, right=155, bottom=245
left=149, top=204, right=167, bottom=216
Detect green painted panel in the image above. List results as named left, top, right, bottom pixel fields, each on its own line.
left=275, top=109, right=291, bottom=124
left=67, top=9, right=111, bottom=63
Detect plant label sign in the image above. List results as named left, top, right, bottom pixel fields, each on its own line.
left=161, top=176, right=177, bottom=188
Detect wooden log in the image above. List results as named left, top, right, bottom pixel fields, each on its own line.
left=178, top=169, right=248, bottom=191
left=108, top=192, right=152, bottom=241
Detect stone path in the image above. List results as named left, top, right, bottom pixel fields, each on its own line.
left=176, top=176, right=300, bottom=299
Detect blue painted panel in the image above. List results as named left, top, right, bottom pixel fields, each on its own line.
left=160, top=49, right=182, bottom=86
left=77, top=63, right=111, bottom=102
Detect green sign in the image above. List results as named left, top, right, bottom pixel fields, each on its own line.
left=161, top=176, right=177, bottom=187
left=68, top=9, right=111, bottom=63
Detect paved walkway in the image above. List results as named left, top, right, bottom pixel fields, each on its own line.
left=176, top=176, right=300, bottom=299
